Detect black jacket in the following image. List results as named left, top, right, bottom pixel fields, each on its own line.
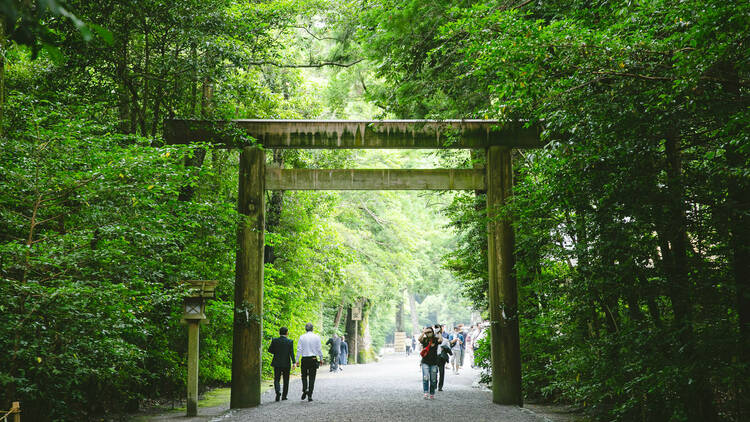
left=268, top=336, right=295, bottom=368
left=326, top=336, right=341, bottom=356
left=420, top=338, right=440, bottom=365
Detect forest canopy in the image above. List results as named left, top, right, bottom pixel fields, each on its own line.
left=1, top=0, right=748, bottom=421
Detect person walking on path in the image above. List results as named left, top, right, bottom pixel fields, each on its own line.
left=466, top=324, right=478, bottom=368
left=326, top=334, right=341, bottom=372
left=449, top=326, right=463, bottom=375
left=435, top=325, right=452, bottom=392
left=296, top=322, right=323, bottom=402
left=339, top=335, right=349, bottom=368
left=268, top=326, right=296, bottom=401
left=458, top=324, right=467, bottom=369
left=418, top=326, right=440, bottom=400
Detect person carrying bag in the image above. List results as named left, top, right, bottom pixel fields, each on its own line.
left=435, top=325, right=452, bottom=392
left=418, top=326, right=441, bottom=399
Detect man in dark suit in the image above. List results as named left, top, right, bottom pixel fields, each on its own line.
left=268, top=326, right=295, bottom=401
left=326, top=334, right=341, bottom=372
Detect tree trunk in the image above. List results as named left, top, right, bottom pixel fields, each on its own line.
left=177, top=148, right=207, bottom=202
left=360, top=300, right=373, bottom=361
left=660, top=133, right=717, bottom=421
left=201, top=77, right=213, bottom=118
left=408, top=291, right=419, bottom=335
left=141, top=26, right=150, bottom=135
left=626, top=286, right=644, bottom=322
left=600, top=297, right=619, bottom=334
left=333, top=298, right=345, bottom=332
left=345, top=306, right=358, bottom=364
left=116, top=26, right=131, bottom=133
left=189, top=43, right=197, bottom=117
left=720, top=64, right=750, bottom=365
left=646, top=296, right=662, bottom=328
left=150, top=87, right=162, bottom=138
left=715, top=62, right=750, bottom=420
left=662, top=134, right=692, bottom=325
left=149, top=43, right=167, bottom=138
left=395, top=299, right=404, bottom=332
left=209, top=149, right=227, bottom=198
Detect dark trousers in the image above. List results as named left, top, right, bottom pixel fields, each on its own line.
left=437, top=360, right=447, bottom=390
left=301, top=356, right=318, bottom=396
left=329, top=353, right=339, bottom=371
left=273, top=366, right=290, bottom=398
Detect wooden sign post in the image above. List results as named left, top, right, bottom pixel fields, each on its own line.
left=8, top=402, right=20, bottom=422
left=351, top=302, right=362, bottom=364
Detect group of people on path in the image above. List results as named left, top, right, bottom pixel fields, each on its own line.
left=267, top=320, right=486, bottom=403
left=326, top=333, right=349, bottom=372
left=416, top=323, right=484, bottom=399
left=267, top=323, right=349, bottom=403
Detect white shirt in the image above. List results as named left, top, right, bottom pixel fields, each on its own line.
left=296, top=331, right=323, bottom=361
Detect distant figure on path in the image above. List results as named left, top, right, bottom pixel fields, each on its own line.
left=466, top=324, right=478, bottom=368
left=450, top=326, right=463, bottom=375
left=339, top=335, right=349, bottom=368
left=435, top=324, right=452, bottom=392
left=326, top=334, right=341, bottom=372
left=418, top=326, right=440, bottom=400
left=296, top=322, right=323, bottom=402
left=405, top=338, right=412, bottom=356
left=268, top=326, right=295, bottom=401
left=459, top=324, right=468, bottom=369
left=412, top=335, right=417, bottom=352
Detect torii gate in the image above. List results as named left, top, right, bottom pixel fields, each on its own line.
left=165, top=119, right=543, bottom=408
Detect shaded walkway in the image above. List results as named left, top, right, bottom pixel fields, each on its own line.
left=214, top=353, right=548, bottom=422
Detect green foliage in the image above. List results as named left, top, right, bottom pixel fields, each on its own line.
left=0, top=0, right=112, bottom=60
left=356, top=0, right=749, bottom=420
left=0, top=0, right=476, bottom=420
left=6, top=0, right=747, bottom=421
left=473, top=334, right=491, bottom=385
left=0, top=93, right=237, bottom=418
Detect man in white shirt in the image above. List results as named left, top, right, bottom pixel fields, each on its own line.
left=295, top=322, right=323, bottom=401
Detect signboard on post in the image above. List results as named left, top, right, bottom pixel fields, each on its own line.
left=394, top=331, right=406, bottom=352
left=351, top=303, right=362, bottom=321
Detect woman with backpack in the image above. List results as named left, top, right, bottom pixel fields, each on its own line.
left=418, top=325, right=441, bottom=399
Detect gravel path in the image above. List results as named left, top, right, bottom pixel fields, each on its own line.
left=211, top=353, right=548, bottom=422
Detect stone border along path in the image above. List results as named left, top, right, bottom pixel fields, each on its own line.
left=211, top=353, right=550, bottom=422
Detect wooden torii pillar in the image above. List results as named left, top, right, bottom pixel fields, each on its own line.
left=487, top=146, right=522, bottom=405
left=165, top=119, right=541, bottom=408
left=231, top=146, right=265, bottom=407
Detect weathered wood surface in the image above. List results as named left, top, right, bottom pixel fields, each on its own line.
left=486, top=146, right=522, bottom=406
left=231, top=146, right=265, bottom=408
left=186, top=321, right=199, bottom=416
left=265, top=169, right=485, bottom=190
left=164, top=119, right=542, bottom=149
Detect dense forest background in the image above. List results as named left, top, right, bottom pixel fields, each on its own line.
left=1, top=0, right=748, bottom=421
